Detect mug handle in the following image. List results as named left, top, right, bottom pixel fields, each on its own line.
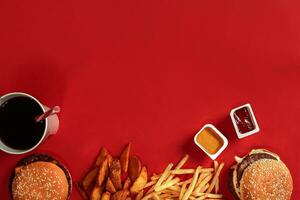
left=43, top=105, right=60, bottom=136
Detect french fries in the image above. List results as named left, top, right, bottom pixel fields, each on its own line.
left=77, top=143, right=148, bottom=200
left=206, top=162, right=224, bottom=193
left=153, top=163, right=173, bottom=191
left=182, top=166, right=201, bottom=200
left=142, top=155, right=224, bottom=200
left=214, top=160, right=219, bottom=194
left=179, top=182, right=187, bottom=200
left=154, top=177, right=180, bottom=192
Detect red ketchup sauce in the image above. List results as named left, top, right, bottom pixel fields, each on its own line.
left=233, top=107, right=255, bottom=134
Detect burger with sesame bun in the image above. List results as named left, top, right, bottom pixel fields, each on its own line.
left=228, top=149, right=293, bottom=200
left=9, top=154, right=72, bottom=200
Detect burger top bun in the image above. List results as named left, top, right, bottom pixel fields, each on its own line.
left=240, top=158, right=293, bottom=200
left=12, top=161, right=69, bottom=200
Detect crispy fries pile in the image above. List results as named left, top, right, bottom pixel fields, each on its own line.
left=78, top=143, right=148, bottom=200
left=77, top=145, right=225, bottom=200
left=142, top=155, right=225, bottom=200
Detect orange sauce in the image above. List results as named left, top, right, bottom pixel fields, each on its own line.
left=196, top=127, right=224, bottom=155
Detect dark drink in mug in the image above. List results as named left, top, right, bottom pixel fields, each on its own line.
left=0, top=96, right=45, bottom=149
left=0, top=92, right=59, bottom=154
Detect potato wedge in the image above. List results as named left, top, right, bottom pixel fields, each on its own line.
left=120, top=143, right=131, bottom=173
left=109, top=159, right=122, bottom=190
left=90, top=185, right=102, bottom=200
left=97, top=156, right=109, bottom=186
left=106, top=177, right=116, bottom=193
left=135, top=189, right=144, bottom=200
left=77, top=183, right=89, bottom=200
left=128, top=156, right=142, bottom=182
left=107, top=154, right=113, bottom=167
left=111, top=189, right=130, bottom=200
left=130, top=166, right=148, bottom=194
left=95, top=147, right=108, bottom=167
left=123, top=177, right=132, bottom=190
left=81, top=167, right=98, bottom=191
left=101, top=191, right=111, bottom=200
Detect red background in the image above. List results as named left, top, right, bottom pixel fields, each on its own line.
left=0, top=1, right=299, bottom=199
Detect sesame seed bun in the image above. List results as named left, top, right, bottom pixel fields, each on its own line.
left=9, top=154, right=72, bottom=200
left=228, top=149, right=293, bottom=200
left=240, top=159, right=293, bottom=200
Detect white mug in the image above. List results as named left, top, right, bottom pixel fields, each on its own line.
left=0, top=92, right=59, bottom=154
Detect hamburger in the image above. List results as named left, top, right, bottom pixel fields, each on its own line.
left=228, top=149, right=293, bottom=200
left=9, top=154, right=72, bottom=200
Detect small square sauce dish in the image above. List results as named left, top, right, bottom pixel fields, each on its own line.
left=194, top=124, right=228, bottom=160
left=230, top=103, right=260, bottom=139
